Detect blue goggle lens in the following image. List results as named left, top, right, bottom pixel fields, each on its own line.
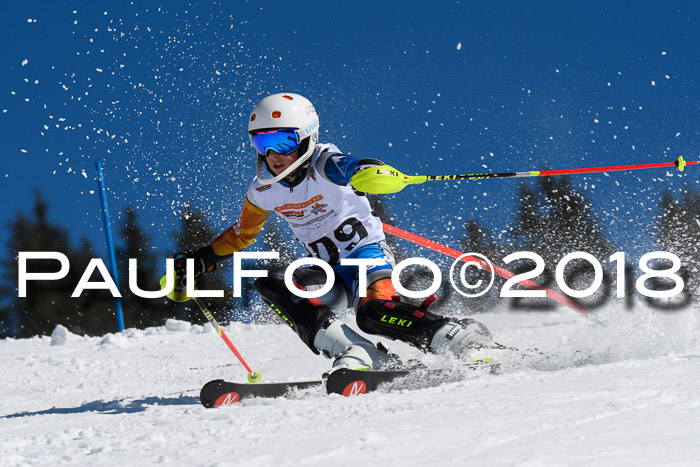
left=251, top=128, right=300, bottom=156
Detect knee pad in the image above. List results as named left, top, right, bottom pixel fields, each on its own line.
left=356, top=299, right=449, bottom=351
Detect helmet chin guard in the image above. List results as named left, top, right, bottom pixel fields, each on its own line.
left=249, top=93, right=320, bottom=184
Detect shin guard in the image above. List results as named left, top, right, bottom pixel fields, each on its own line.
left=356, top=299, right=449, bottom=351
left=254, top=276, right=334, bottom=354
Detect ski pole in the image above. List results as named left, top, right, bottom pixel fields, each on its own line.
left=193, top=297, right=262, bottom=383
left=351, top=156, right=696, bottom=194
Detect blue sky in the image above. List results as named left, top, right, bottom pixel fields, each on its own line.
left=1, top=1, right=699, bottom=274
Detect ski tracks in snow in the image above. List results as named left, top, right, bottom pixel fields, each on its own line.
left=1, top=308, right=700, bottom=466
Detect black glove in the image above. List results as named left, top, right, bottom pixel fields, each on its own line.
left=354, top=158, right=384, bottom=174
left=172, top=245, right=217, bottom=293
left=352, top=158, right=384, bottom=196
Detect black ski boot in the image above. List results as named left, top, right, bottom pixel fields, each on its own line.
left=357, top=295, right=514, bottom=363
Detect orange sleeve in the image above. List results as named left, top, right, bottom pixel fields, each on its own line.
left=211, top=198, right=270, bottom=256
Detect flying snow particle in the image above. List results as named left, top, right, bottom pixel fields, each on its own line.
left=456, top=42, right=462, bottom=50
left=21, top=59, right=28, bottom=66
left=651, top=80, right=656, bottom=86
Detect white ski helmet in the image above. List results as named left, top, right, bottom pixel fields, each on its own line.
left=248, top=92, right=320, bottom=184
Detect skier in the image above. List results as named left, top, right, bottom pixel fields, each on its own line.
left=166, top=92, right=501, bottom=371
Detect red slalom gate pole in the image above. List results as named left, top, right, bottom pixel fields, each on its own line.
left=382, top=223, right=592, bottom=318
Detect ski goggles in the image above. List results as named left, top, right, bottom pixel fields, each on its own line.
left=250, top=128, right=300, bottom=156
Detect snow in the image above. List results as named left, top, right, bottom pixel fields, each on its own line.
left=164, top=318, right=191, bottom=332
left=2, top=304, right=699, bottom=466
left=50, top=325, right=70, bottom=346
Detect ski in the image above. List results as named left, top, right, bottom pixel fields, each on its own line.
left=200, top=378, right=324, bottom=407
left=200, top=363, right=500, bottom=407
left=326, top=363, right=498, bottom=397
left=325, top=368, right=410, bottom=396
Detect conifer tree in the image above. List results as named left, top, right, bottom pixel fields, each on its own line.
left=655, top=187, right=699, bottom=304
left=0, top=192, right=112, bottom=337
left=510, top=177, right=616, bottom=309
left=514, top=177, right=614, bottom=264
left=457, top=220, right=509, bottom=313
left=116, top=206, right=173, bottom=329
left=172, top=204, right=233, bottom=324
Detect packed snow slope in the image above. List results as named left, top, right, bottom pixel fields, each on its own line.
left=2, top=303, right=700, bottom=466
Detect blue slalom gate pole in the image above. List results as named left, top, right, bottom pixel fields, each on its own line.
left=96, top=161, right=125, bottom=332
